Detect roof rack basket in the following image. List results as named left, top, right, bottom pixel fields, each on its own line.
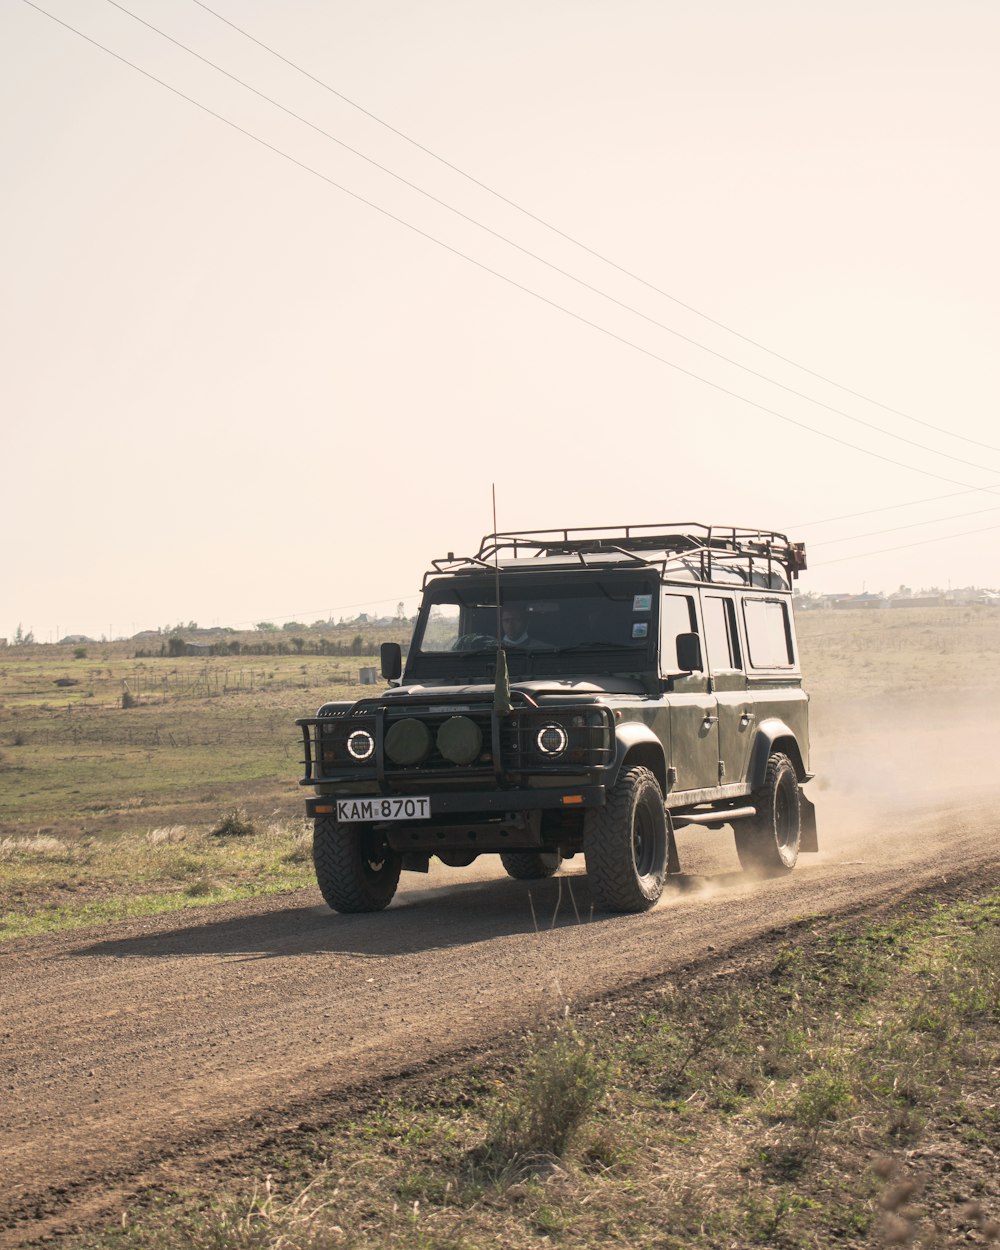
left=475, top=523, right=807, bottom=584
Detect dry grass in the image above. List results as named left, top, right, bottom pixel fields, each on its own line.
left=0, top=815, right=316, bottom=939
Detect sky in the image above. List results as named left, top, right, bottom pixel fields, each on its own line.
left=3, top=0, right=999, bottom=641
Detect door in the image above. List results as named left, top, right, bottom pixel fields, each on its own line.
left=661, top=591, right=719, bottom=791
left=702, top=593, right=754, bottom=784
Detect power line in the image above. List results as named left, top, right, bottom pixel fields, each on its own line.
left=22, top=1, right=1000, bottom=498
left=94, top=0, right=1000, bottom=477
left=809, top=501, right=1000, bottom=547
left=793, top=485, right=989, bottom=530
left=812, top=521, right=1000, bottom=567
left=190, top=0, right=1000, bottom=460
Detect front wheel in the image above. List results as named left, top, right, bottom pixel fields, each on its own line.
left=584, top=765, right=668, bottom=912
left=734, top=752, right=801, bottom=875
left=500, top=850, right=560, bottom=880
left=313, top=816, right=401, bottom=913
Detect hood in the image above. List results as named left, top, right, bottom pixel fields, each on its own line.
left=381, top=675, right=647, bottom=703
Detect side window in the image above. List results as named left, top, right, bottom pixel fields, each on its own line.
left=703, top=595, right=742, bottom=672
left=742, top=597, right=794, bottom=668
left=660, top=592, right=697, bottom=674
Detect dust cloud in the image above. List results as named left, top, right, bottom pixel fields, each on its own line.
left=808, top=688, right=1000, bottom=863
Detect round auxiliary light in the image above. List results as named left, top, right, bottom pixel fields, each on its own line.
left=346, top=729, right=376, bottom=761
left=536, top=723, right=569, bottom=756
left=436, top=715, right=483, bottom=765
left=384, top=717, right=433, bottom=766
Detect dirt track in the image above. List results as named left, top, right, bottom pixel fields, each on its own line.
left=2, top=784, right=998, bottom=1246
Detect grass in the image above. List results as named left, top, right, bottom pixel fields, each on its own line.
left=0, top=817, right=315, bottom=939
left=64, top=884, right=1000, bottom=1249
left=0, top=629, right=405, bottom=938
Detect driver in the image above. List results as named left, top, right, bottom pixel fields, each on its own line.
left=501, top=605, right=545, bottom=648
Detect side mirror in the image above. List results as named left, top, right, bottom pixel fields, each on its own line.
left=676, top=632, right=703, bottom=672
left=380, top=642, right=402, bottom=681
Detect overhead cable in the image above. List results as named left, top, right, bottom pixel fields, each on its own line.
left=96, top=0, right=1000, bottom=475
left=189, top=0, right=1000, bottom=458
left=809, top=501, right=1000, bottom=547
left=22, top=1, right=1000, bottom=498
left=811, top=521, right=1000, bottom=567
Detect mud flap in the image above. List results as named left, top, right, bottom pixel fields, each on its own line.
left=799, top=792, right=818, bottom=853
left=666, top=811, right=681, bottom=875
left=401, top=852, right=430, bottom=873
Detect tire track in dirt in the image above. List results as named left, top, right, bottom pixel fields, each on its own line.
left=2, top=795, right=997, bottom=1245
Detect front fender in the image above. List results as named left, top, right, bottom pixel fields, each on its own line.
left=612, top=721, right=668, bottom=793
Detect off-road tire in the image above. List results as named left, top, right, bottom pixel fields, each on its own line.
left=584, top=765, right=668, bottom=912
left=313, top=816, right=401, bottom=913
left=735, top=751, right=801, bottom=875
left=499, top=850, right=560, bottom=880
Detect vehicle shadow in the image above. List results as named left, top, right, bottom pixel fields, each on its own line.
left=71, top=872, right=612, bottom=962
left=70, top=862, right=754, bottom=963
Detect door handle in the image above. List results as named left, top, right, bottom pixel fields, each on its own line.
left=702, top=715, right=718, bottom=725
left=739, top=711, right=756, bottom=725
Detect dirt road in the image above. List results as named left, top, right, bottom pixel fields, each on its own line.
left=2, top=788, right=997, bottom=1246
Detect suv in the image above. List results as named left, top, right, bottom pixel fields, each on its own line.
left=297, top=524, right=817, bottom=914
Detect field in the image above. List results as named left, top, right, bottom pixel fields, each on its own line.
left=2, top=607, right=999, bottom=938
left=0, top=625, right=408, bottom=936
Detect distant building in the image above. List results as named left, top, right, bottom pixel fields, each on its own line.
left=832, top=593, right=885, bottom=610
left=890, top=595, right=946, bottom=609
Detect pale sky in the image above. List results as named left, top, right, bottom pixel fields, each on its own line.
left=3, top=1, right=999, bottom=640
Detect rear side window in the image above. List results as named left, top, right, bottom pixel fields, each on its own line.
left=703, top=595, right=743, bottom=672
left=742, top=597, right=794, bottom=668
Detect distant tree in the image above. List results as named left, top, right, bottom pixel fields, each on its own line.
left=291, top=636, right=305, bottom=653
left=73, top=646, right=87, bottom=660
left=14, top=624, right=23, bottom=644
left=255, top=621, right=278, bottom=632
left=228, top=640, right=241, bottom=655
left=282, top=621, right=307, bottom=632
left=350, top=634, right=365, bottom=655
left=167, top=636, right=186, bottom=657
left=396, top=601, right=406, bottom=620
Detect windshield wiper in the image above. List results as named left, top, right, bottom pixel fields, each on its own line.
left=548, top=640, right=647, bottom=654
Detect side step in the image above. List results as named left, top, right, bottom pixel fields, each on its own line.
left=672, top=805, right=757, bottom=828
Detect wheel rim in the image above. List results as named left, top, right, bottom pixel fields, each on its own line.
left=632, top=801, right=657, bottom=877
left=774, top=774, right=798, bottom=861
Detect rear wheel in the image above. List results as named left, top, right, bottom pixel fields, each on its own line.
left=313, top=816, right=401, bottom=913
left=500, top=850, right=560, bottom=880
left=735, top=752, right=801, bottom=874
left=584, top=765, right=668, bottom=912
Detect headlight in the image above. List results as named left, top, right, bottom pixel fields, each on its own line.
left=536, top=723, right=569, bottom=756
left=346, top=729, right=376, bottom=761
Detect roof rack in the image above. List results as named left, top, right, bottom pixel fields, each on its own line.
left=424, top=524, right=806, bottom=588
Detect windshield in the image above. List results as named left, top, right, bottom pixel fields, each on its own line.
left=409, top=574, right=658, bottom=677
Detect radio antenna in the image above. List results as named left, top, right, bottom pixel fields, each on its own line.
left=492, top=483, right=512, bottom=715
left=492, top=483, right=502, bottom=636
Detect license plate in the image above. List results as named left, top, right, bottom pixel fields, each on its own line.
left=336, top=796, right=431, bottom=823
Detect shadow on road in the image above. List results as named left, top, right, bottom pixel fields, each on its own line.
left=69, top=866, right=747, bottom=963
left=70, top=873, right=607, bottom=961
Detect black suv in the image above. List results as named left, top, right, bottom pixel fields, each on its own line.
left=297, top=524, right=817, bottom=913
